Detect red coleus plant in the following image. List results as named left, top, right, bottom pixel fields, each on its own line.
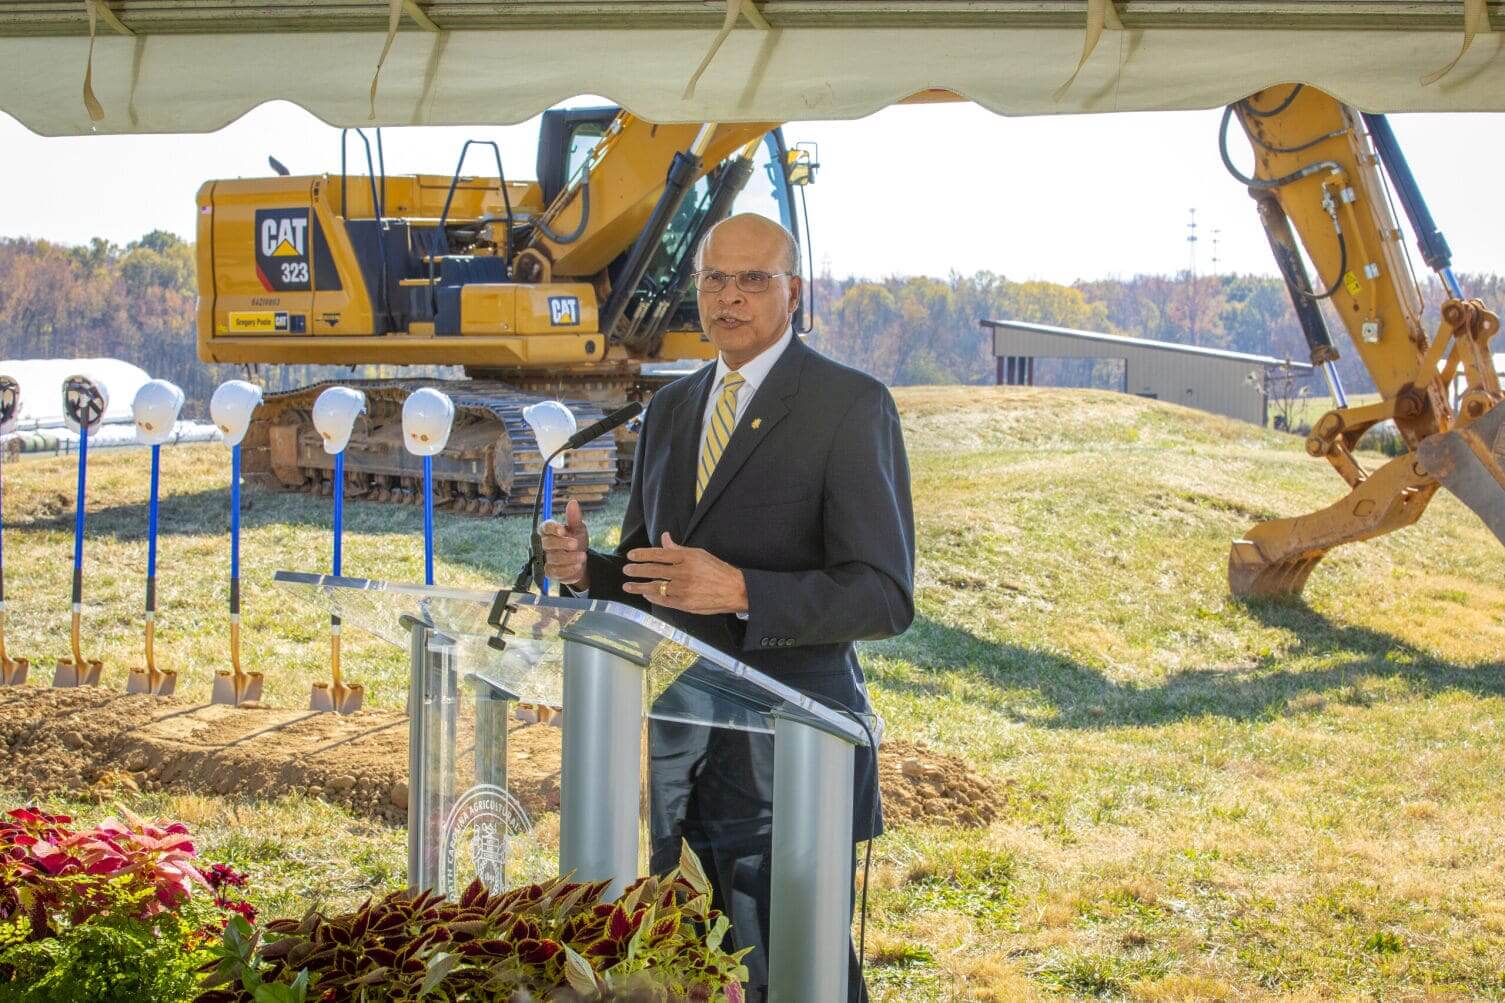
left=197, top=841, right=750, bottom=1003
left=0, top=805, right=248, bottom=941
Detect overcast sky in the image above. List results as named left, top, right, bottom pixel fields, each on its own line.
left=2, top=99, right=1502, bottom=284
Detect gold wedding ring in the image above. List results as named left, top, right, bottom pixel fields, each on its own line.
left=658, top=581, right=668, bottom=597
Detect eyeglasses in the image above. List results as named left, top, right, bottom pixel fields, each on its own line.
left=692, top=269, right=796, bottom=293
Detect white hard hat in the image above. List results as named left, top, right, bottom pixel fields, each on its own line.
left=312, top=386, right=367, bottom=454
left=62, top=375, right=109, bottom=434
left=522, top=400, right=578, bottom=470
left=0, top=376, right=19, bottom=436
left=132, top=379, right=186, bottom=446
left=210, top=380, right=264, bottom=447
left=401, top=388, right=454, bottom=457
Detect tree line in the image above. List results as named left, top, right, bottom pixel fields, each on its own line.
left=2, top=232, right=1502, bottom=409
left=807, top=269, right=1505, bottom=395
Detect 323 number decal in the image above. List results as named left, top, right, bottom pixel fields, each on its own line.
left=280, top=261, right=309, bottom=284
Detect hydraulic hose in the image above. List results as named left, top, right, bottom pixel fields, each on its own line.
left=1219, top=105, right=1348, bottom=300
left=534, top=179, right=591, bottom=244
left=1241, top=83, right=1304, bottom=117
left=1218, top=105, right=1343, bottom=191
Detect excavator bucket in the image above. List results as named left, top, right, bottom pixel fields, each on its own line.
left=1417, top=402, right=1505, bottom=547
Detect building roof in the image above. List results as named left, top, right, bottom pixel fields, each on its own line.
left=982, top=319, right=1314, bottom=371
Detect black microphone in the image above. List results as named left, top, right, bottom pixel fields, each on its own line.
left=562, top=401, right=642, bottom=452
left=513, top=401, right=645, bottom=594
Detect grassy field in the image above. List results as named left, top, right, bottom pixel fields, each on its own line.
left=5, top=385, right=1505, bottom=1000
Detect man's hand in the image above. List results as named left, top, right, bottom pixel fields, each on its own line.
left=540, top=498, right=590, bottom=588
left=622, top=532, right=749, bottom=615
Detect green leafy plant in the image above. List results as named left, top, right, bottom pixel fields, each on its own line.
left=0, top=806, right=257, bottom=1003
left=0, top=897, right=211, bottom=1003
left=196, top=842, right=749, bottom=1003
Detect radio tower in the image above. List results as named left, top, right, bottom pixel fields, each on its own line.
left=1186, top=208, right=1199, bottom=277
left=1212, top=227, right=1222, bottom=274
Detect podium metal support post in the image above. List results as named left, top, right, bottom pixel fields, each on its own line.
left=406, top=617, right=457, bottom=892
left=768, top=714, right=856, bottom=1003
left=474, top=683, right=510, bottom=792
left=559, top=638, right=643, bottom=898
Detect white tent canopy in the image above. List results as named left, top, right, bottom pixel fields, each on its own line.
left=1, top=2, right=1503, bottom=136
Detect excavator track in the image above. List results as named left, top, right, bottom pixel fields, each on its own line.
left=239, top=379, right=619, bottom=517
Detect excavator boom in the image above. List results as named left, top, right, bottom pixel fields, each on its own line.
left=1225, top=85, right=1505, bottom=595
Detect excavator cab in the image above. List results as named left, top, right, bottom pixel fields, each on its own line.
left=533, top=107, right=814, bottom=355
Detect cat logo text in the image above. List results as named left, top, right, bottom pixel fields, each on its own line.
left=548, top=296, right=581, bottom=327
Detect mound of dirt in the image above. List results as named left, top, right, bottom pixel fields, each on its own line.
left=877, top=739, right=1007, bottom=828
left=0, top=687, right=563, bottom=825
left=0, top=689, right=1005, bottom=832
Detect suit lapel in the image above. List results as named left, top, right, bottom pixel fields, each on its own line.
left=660, top=363, right=717, bottom=539
left=684, top=338, right=806, bottom=540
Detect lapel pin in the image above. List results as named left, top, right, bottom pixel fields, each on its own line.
left=751, top=418, right=762, bottom=429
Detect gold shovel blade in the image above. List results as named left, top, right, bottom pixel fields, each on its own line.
left=0, top=657, right=28, bottom=686
left=310, top=681, right=364, bottom=715
left=52, top=659, right=103, bottom=688
left=210, top=670, right=264, bottom=707
left=126, top=667, right=177, bottom=697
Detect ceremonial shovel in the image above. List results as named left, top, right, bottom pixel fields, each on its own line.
left=53, top=376, right=107, bottom=688
left=0, top=376, right=27, bottom=686
left=126, top=379, right=184, bottom=697
left=309, top=386, right=366, bottom=714
left=208, top=380, right=264, bottom=707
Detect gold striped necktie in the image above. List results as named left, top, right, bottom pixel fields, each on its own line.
left=697, top=371, right=745, bottom=502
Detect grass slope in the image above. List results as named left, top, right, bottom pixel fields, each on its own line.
left=5, top=386, right=1505, bottom=1001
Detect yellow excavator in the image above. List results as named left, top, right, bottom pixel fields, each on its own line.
left=196, top=113, right=815, bottom=514
left=1220, top=85, right=1505, bottom=596
left=197, top=85, right=1505, bottom=600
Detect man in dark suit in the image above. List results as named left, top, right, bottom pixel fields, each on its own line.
left=540, top=212, right=914, bottom=1002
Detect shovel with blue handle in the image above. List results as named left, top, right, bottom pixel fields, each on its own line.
left=401, top=388, right=454, bottom=588
left=126, top=379, right=184, bottom=697
left=53, top=376, right=107, bottom=688
left=209, top=380, right=265, bottom=707
left=310, top=386, right=366, bottom=714
left=0, top=376, right=27, bottom=687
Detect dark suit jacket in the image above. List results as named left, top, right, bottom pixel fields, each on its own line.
left=584, top=335, right=915, bottom=843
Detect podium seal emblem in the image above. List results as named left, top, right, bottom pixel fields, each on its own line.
left=441, top=784, right=533, bottom=893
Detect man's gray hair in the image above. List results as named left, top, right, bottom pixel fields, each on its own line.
left=694, top=213, right=800, bottom=274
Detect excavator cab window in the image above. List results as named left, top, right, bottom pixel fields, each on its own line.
left=647, top=128, right=811, bottom=338
left=569, top=119, right=812, bottom=352
left=536, top=106, right=620, bottom=208
left=564, top=123, right=606, bottom=185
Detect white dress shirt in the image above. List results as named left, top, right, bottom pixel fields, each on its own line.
left=699, top=324, right=794, bottom=447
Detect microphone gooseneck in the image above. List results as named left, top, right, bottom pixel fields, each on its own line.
left=513, top=401, right=644, bottom=594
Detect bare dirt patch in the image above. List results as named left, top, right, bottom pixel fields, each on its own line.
left=0, top=687, right=562, bottom=825
left=878, top=738, right=1008, bottom=828
left=0, top=688, right=1004, bottom=831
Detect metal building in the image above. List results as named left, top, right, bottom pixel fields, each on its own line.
left=982, top=319, right=1314, bottom=427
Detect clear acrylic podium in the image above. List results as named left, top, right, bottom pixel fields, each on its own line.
left=274, top=571, right=871, bottom=1002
